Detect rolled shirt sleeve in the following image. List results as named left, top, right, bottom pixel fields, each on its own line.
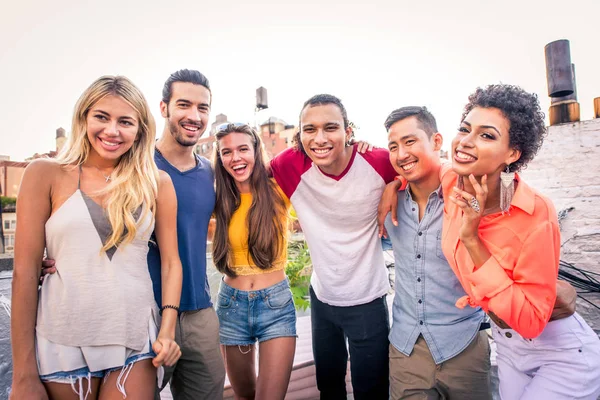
left=465, top=220, right=560, bottom=338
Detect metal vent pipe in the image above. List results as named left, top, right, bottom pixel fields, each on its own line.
left=545, top=40, right=574, bottom=98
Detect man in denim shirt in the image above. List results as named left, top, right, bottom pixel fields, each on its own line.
left=383, top=107, right=491, bottom=399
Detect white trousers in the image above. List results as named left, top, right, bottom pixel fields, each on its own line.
left=493, top=312, right=600, bottom=400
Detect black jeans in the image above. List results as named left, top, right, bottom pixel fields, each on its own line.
left=310, top=286, right=390, bottom=400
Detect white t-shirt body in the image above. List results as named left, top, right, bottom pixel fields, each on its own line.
left=271, top=145, right=397, bottom=306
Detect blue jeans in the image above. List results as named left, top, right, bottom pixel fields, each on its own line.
left=310, top=286, right=389, bottom=400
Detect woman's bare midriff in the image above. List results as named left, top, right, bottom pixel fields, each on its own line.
left=223, top=268, right=287, bottom=291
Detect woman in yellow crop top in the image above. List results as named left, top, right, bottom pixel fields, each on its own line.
left=212, top=123, right=296, bottom=400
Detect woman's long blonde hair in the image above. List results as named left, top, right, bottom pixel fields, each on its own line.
left=57, top=75, right=159, bottom=252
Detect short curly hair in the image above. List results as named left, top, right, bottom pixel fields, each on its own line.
left=461, top=84, right=546, bottom=172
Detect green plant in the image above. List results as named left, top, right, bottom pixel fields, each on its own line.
left=286, top=240, right=312, bottom=311
left=0, top=197, right=16, bottom=208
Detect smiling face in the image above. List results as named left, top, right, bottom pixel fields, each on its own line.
left=86, top=94, right=139, bottom=165
left=300, top=103, right=353, bottom=175
left=387, top=116, right=442, bottom=185
left=452, top=107, right=521, bottom=179
left=160, top=82, right=211, bottom=147
left=218, top=131, right=256, bottom=193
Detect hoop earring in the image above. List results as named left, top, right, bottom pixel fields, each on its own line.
left=500, top=165, right=515, bottom=213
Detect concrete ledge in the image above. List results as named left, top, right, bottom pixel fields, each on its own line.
left=0, top=258, right=12, bottom=272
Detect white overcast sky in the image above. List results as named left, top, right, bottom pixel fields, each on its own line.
left=1, top=0, right=599, bottom=160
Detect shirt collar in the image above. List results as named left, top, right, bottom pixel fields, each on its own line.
left=404, top=182, right=444, bottom=202
left=509, top=173, right=535, bottom=215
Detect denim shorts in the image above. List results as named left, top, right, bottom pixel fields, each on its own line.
left=216, top=278, right=297, bottom=346
left=39, top=350, right=155, bottom=383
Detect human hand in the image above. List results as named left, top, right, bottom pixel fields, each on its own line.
left=39, top=258, right=56, bottom=284
left=377, top=180, right=402, bottom=238
left=449, top=174, right=488, bottom=243
left=550, top=280, right=577, bottom=321
left=356, top=141, right=374, bottom=153
left=152, top=335, right=181, bottom=368
left=10, top=376, right=49, bottom=400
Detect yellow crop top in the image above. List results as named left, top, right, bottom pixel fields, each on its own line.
left=228, top=184, right=291, bottom=276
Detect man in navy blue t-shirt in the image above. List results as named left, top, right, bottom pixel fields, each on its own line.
left=148, top=69, right=225, bottom=400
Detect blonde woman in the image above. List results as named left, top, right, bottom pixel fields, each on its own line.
left=10, top=76, right=182, bottom=400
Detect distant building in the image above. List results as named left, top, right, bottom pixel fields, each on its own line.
left=259, top=117, right=293, bottom=159
left=56, top=127, right=66, bottom=153
left=0, top=161, right=28, bottom=198
left=277, top=125, right=297, bottom=151
left=0, top=127, right=65, bottom=254
left=1, top=204, right=16, bottom=254
left=26, top=128, right=66, bottom=161
left=1, top=127, right=65, bottom=197
left=195, top=113, right=228, bottom=159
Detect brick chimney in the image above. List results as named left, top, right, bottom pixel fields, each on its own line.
left=56, top=127, right=66, bottom=153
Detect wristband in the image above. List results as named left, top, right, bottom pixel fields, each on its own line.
left=160, top=304, right=180, bottom=315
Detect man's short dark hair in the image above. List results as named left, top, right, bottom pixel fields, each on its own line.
left=384, top=106, right=438, bottom=137
left=162, top=69, right=211, bottom=104
left=300, top=94, right=349, bottom=129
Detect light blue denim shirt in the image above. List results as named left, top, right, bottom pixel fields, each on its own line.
left=385, top=185, right=485, bottom=364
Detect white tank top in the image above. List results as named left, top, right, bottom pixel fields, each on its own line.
left=36, top=179, right=156, bottom=351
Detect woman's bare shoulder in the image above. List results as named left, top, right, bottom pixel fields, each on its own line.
left=23, top=159, right=78, bottom=194
left=23, top=158, right=68, bottom=181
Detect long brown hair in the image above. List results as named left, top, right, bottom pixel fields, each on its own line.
left=212, top=123, right=287, bottom=277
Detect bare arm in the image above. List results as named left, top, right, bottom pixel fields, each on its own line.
left=151, top=171, right=183, bottom=367
left=11, top=160, right=53, bottom=399
left=550, top=280, right=576, bottom=321
left=377, top=180, right=402, bottom=238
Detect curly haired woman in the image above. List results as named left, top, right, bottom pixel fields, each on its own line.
left=444, top=84, right=600, bottom=399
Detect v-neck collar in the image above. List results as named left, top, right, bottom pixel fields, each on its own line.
left=155, top=147, right=200, bottom=175
left=79, top=190, right=141, bottom=261
left=317, top=145, right=357, bottom=182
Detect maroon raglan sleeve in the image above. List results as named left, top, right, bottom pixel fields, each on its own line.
left=359, top=147, right=397, bottom=183
left=270, top=148, right=311, bottom=200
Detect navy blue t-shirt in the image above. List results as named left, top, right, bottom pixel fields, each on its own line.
left=147, top=150, right=215, bottom=311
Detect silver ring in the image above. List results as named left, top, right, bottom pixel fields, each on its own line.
left=469, top=197, right=481, bottom=213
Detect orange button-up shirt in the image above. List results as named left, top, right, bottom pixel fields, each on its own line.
left=441, top=168, right=560, bottom=339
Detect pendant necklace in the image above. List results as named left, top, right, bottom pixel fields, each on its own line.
left=94, top=166, right=112, bottom=183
